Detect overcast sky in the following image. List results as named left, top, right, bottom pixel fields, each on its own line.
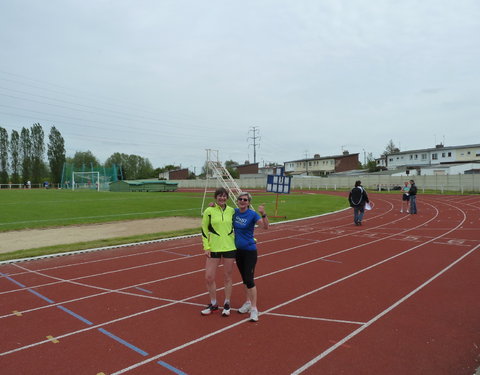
left=1, top=0, right=479, bottom=172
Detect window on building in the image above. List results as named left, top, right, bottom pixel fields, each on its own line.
left=421, top=154, right=427, bottom=160
left=414, top=154, right=418, bottom=159
left=448, top=152, right=452, bottom=157
left=432, top=153, right=438, bottom=160
left=442, top=153, right=445, bottom=157
left=410, top=155, right=413, bottom=160
left=389, top=158, right=393, bottom=162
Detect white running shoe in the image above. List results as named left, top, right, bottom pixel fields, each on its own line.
left=400, top=209, right=403, bottom=213
left=249, top=308, right=259, bottom=322
left=238, top=301, right=251, bottom=314
left=221, top=303, right=231, bottom=317
left=200, top=304, right=218, bottom=315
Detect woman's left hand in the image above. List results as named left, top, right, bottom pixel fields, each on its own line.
left=258, top=204, right=266, bottom=216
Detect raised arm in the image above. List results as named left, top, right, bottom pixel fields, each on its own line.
left=256, top=204, right=269, bottom=230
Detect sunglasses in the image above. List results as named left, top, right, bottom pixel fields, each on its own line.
left=237, top=198, right=249, bottom=202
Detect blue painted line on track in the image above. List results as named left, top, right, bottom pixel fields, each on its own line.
left=27, top=289, right=55, bottom=304
left=1, top=272, right=55, bottom=304
left=157, top=361, right=188, bottom=375
left=1, top=273, right=26, bottom=288
left=98, top=328, right=149, bottom=356
left=57, top=305, right=93, bottom=325
left=135, top=287, right=153, bottom=294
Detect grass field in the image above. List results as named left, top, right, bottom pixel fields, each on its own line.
left=0, top=189, right=350, bottom=232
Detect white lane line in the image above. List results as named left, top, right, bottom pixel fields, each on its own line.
left=264, top=312, right=365, bottom=325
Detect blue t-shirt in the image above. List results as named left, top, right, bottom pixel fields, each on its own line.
left=233, top=208, right=261, bottom=251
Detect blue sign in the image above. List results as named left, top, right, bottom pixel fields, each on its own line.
left=266, top=175, right=292, bottom=194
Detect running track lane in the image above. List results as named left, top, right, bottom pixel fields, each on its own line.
left=0, top=193, right=478, bottom=374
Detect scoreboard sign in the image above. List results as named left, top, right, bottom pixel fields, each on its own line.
left=266, top=175, right=292, bottom=194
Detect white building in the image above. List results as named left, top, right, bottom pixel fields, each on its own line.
left=392, top=162, right=480, bottom=176
left=385, top=144, right=480, bottom=170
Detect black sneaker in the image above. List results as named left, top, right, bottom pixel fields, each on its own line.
left=222, top=303, right=231, bottom=317
left=201, top=303, right=219, bottom=315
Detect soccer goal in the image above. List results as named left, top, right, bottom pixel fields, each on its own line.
left=72, top=171, right=100, bottom=191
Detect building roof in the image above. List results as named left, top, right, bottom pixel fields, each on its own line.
left=113, top=180, right=178, bottom=186
left=285, top=153, right=359, bottom=163
left=386, top=143, right=480, bottom=156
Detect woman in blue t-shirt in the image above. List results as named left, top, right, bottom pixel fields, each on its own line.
left=233, top=192, right=269, bottom=322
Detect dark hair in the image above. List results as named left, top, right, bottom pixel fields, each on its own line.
left=410, top=180, right=415, bottom=184
left=355, top=180, right=362, bottom=187
left=214, top=187, right=229, bottom=198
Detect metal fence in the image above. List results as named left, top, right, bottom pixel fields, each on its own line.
left=175, top=174, right=480, bottom=193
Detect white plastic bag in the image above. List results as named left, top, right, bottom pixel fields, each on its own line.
left=365, top=202, right=372, bottom=210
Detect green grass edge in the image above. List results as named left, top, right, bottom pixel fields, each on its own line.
left=0, top=227, right=201, bottom=262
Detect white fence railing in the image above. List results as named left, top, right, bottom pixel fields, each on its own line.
left=174, top=174, right=480, bottom=193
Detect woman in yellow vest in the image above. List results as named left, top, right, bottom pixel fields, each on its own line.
left=200, top=188, right=236, bottom=316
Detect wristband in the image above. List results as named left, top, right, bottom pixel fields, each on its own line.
left=262, top=214, right=267, bottom=218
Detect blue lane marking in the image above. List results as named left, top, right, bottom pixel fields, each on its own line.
left=98, top=328, right=149, bottom=356
left=1, top=273, right=26, bottom=288
left=28, top=289, right=55, bottom=304
left=157, top=361, right=188, bottom=375
left=135, top=287, right=153, bottom=294
left=57, top=305, right=93, bottom=325
left=1, top=272, right=56, bottom=304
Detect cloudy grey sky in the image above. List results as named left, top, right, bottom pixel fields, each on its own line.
left=1, top=0, right=479, bottom=172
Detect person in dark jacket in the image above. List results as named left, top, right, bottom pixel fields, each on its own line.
left=408, top=179, right=418, bottom=214
left=348, top=180, right=369, bottom=226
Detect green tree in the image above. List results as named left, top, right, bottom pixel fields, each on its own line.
left=105, top=153, right=154, bottom=180
left=9, top=130, right=20, bottom=184
left=224, top=159, right=239, bottom=178
left=383, top=140, right=400, bottom=156
left=47, top=126, right=66, bottom=183
left=127, top=154, right=154, bottom=179
left=30, top=123, right=45, bottom=184
left=20, top=127, right=32, bottom=183
left=71, top=151, right=100, bottom=169
left=365, top=152, right=380, bottom=172
left=0, top=127, right=9, bottom=183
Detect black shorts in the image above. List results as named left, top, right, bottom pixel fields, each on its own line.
left=402, top=194, right=410, bottom=201
left=210, top=250, right=237, bottom=259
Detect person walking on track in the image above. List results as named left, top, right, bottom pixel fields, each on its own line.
left=201, top=187, right=236, bottom=317
left=348, top=180, right=370, bottom=226
left=234, top=192, right=269, bottom=322
left=409, top=179, right=418, bottom=214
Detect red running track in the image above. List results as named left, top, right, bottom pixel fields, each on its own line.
left=0, top=192, right=479, bottom=375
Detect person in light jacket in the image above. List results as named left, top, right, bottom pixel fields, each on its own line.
left=200, top=188, right=236, bottom=317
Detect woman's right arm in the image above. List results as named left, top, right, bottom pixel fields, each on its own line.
left=201, top=209, right=211, bottom=253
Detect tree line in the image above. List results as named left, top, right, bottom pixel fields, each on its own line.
left=0, top=123, right=159, bottom=185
